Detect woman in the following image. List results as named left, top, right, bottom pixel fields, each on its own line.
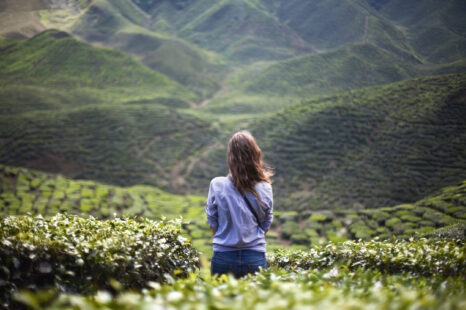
left=205, top=131, right=274, bottom=278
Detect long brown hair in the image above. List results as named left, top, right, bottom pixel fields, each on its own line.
left=227, top=131, right=273, bottom=204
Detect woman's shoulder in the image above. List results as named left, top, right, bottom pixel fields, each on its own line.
left=209, top=176, right=232, bottom=191
left=210, top=176, right=229, bottom=186
left=255, top=181, right=272, bottom=190
left=255, top=181, right=273, bottom=197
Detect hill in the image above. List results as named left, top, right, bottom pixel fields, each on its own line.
left=186, top=73, right=466, bottom=211
left=129, top=0, right=313, bottom=64
left=0, top=101, right=219, bottom=193
left=1, top=164, right=464, bottom=255
left=0, top=29, right=196, bottom=108
left=269, top=0, right=416, bottom=60
left=63, top=0, right=228, bottom=99
left=375, top=0, right=466, bottom=63
left=243, top=43, right=420, bottom=97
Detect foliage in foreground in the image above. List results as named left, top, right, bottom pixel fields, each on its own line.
left=8, top=234, right=466, bottom=309
left=16, top=265, right=466, bottom=310
left=0, top=214, right=199, bottom=306
left=0, top=164, right=215, bottom=254
left=269, top=238, right=465, bottom=277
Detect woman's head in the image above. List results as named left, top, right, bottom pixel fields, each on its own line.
left=227, top=131, right=273, bottom=198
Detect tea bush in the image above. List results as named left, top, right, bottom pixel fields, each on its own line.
left=16, top=266, right=466, bottom=310
left=0, top=214, right=200, bottom=305
left=269, top=238, right=465, bottom=276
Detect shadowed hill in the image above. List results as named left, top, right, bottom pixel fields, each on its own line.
left=0, top=104, right=218, bottom=192
left=269, top=0, right=415, bottom=59
left=187, top=73, right=466, bottom=211
left=257, top=73, right=466, bottom=211
left=373, top=0, right=466, bottom=63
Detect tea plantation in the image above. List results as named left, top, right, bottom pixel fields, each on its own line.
left=1, top=164, right=465, bottom=253
left=0, top=168, right=465, bottom=308
left=1, top=220, right=464, bottom=309
left=0, top=164, right=219, bottom=255
left=272, top=180, right=466, bottom=246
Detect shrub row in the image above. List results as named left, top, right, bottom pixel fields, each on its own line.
left=16, top=266, right=466, bottom=310
left=268, top=238, right=465, bottom=276
left=0, top=214, right=200, bottom=306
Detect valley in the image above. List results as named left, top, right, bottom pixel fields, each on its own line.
left=0, top=1, right=465, bottom=308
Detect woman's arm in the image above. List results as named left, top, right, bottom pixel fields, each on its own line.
left=259, top=185, right=273, bottom=233
left=205, top=180, right=218, bottom=235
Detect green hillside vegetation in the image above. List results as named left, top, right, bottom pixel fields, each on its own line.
left=272, top=0, right=414, bottom=58
left=258, top=73, right=466, bottom=211
left=2, top=164, right=464, bottom=254
left=187, top=73, right=466, bottom=211
left=0, top=164, right=219, bottom=254
left=129, top=0, right=313, bottom=64
left=0, top=214, right=199, bottom=307
left=272, top=181, right=465, bottom=246
left=376, top=0, right=466, bottom=63
left=59, top=0, right=228, bottom=99
left=0, top=102, right=219, bottom=193
left=0, top=29, right=194, bottom=102
left=243, top=43, right=420, bottom=97
left=5, top=233, right=466, bottom=309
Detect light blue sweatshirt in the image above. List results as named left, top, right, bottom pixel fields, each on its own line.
left=205, top=176, right=273, bottom=252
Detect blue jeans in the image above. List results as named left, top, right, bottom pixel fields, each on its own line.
left=211, top=250, right=267, bottom=278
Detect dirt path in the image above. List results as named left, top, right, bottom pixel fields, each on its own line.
left=170, top=141, right=222, bottom=190
left=197, top=72, right=234, bottom=108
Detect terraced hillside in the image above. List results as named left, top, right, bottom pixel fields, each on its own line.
left=188, top=73, right=466, bottom=211
left=0, top=164, right=217, bottom=254
left=0, top=29, right=196, bottom=115
left=375, top=0, right=466, bottom=63
left=272, top=181, right=465, bottom=246
left=62, top=0, right=228, bottom=99
left=1, top=164, right=464, bottom=256
left=0, top=104, right=218, bottom=191
left=243, top=43, right=420, bottom=97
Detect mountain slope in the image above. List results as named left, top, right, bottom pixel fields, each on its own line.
left=187, top=73, right=466, bottom=211
left=130, top=0, right=313, bottom=64
left=0, top=29, right=194, bottom=102
left=374, top=0, right=466, bottom=63
left=243, top=43, right=420, bottom=97
left=0, top=104, right=218, bottom=192
left=41, top=0, right=229, bottom=99
left=0, top=0, right=48, bottom=38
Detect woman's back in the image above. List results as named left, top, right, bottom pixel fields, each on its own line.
left=206, top=130, right=274, bottom=278
left=206, top=176, right=273, bottom=252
